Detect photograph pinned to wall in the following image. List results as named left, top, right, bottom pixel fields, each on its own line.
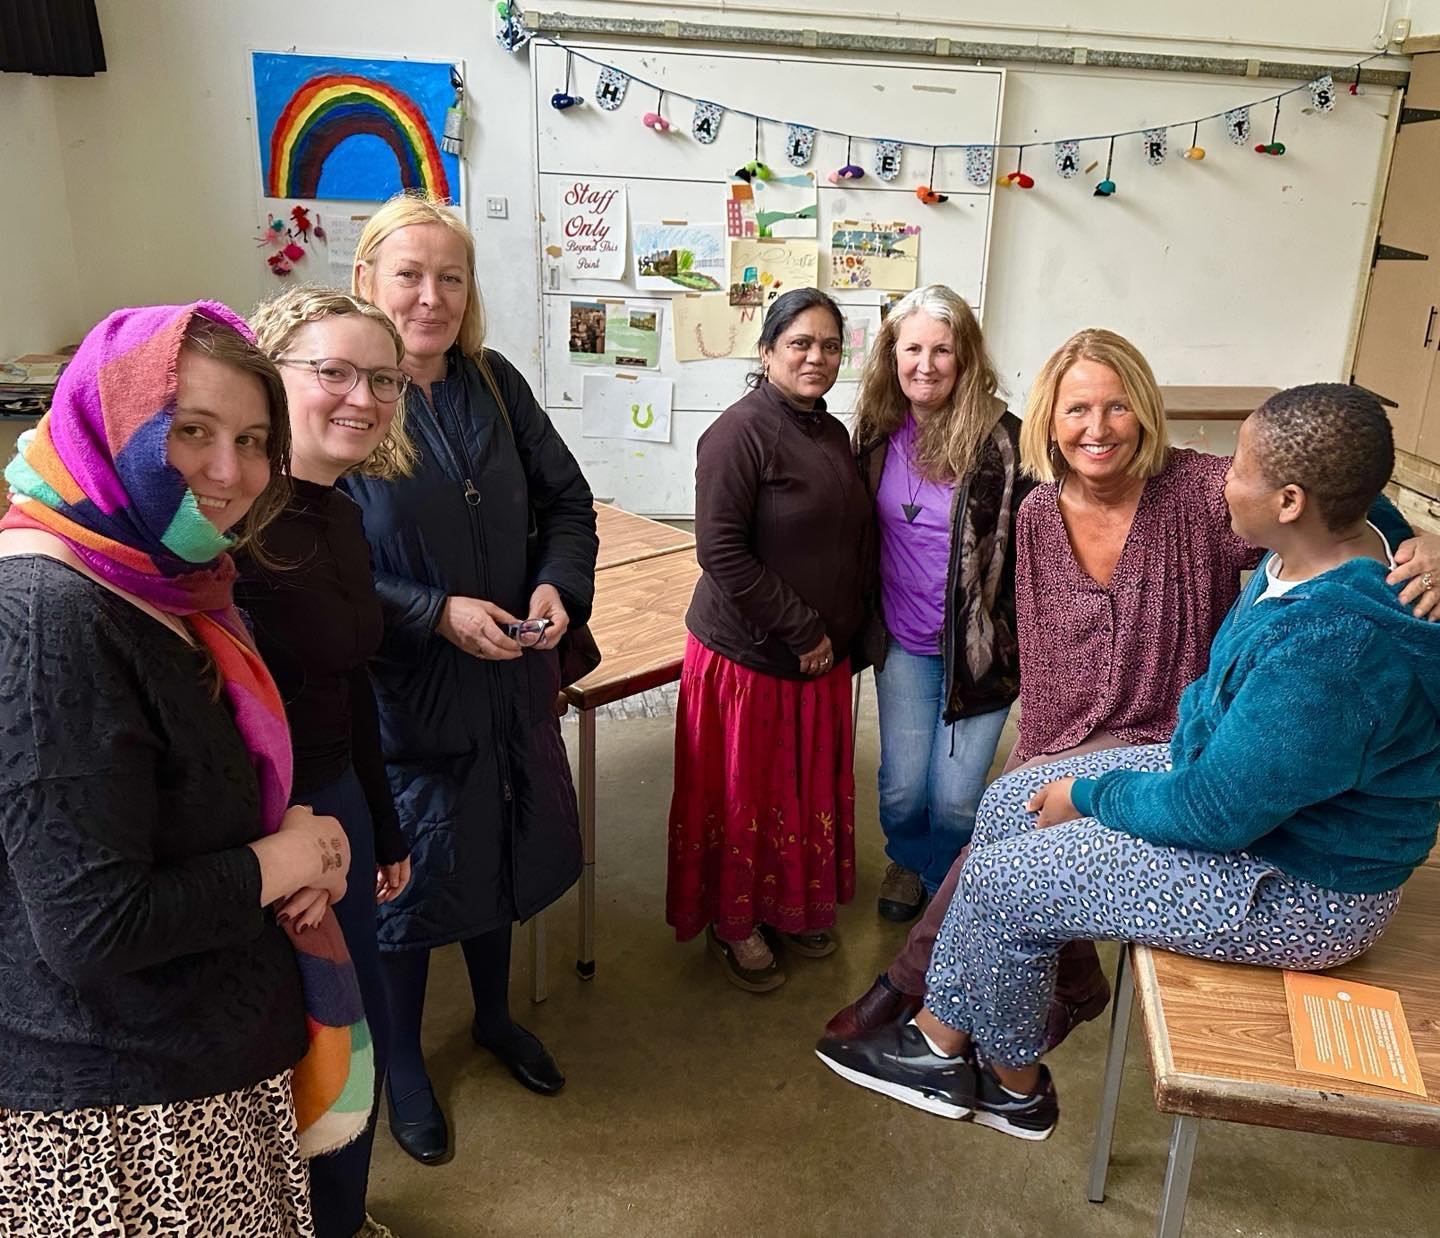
left=728, top=238, right=820, bottom=308
left=559, top=179, right=628, bottom=279
left=830, top=221, right=919, bottom=292
left=672, top=294, right=763, bottom=362
left=726, top=179, right=758, bottom=239
left=568, top=301, right=608, bottom=357
left=582, top=373, right=674, bottom=443
left=567, top=299, right=662, bottom=368
left=634, top=221, right=726, bottom=291
left=752, top=171, right=818, bottom=238
left=836, top=304, right=882, bottom=382
left=252, top=52, right=461, bottom=202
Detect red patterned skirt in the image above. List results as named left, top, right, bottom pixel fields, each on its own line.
left=666, top=634, right=856, bottom=942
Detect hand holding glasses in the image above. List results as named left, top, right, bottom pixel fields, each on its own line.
left=277, top=357, right=411, bottom=404
left=502, top=618, right=553, bottom=648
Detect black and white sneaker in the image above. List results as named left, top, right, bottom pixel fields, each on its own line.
left=814, top=1022, right=977, bottom=1119
left=971, top=1058, right=1059, bottom=1141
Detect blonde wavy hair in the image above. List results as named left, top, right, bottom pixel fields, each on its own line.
left=250, top=287, right=417, bottom=480
left=1019, top=328, right=1170, bottom=483
left=851, top=285, right=1003, bottom=482
left=351, top=191, right=487, bottom=359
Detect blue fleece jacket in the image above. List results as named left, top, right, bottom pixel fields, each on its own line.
left=1071, top=549, right=1440, bottom=893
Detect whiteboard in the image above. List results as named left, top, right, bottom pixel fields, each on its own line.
left=532, top=42, right=1003, bottom=514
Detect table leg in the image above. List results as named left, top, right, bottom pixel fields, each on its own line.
left=576, top=706, right=597, bottom=980
left=528, top=912, right=548, bottom=1004
left=1087, top=946, right=1135, bottom=1204
left=1155, top=1115, right=1200, bottom=1238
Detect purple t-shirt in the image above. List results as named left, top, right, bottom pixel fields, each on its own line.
left=877, top=415, right=955, bottom=656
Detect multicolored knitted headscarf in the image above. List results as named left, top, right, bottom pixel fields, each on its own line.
left=3, top=301, right=373, bottom=1158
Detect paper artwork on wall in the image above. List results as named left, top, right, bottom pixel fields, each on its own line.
left=567, top=299, right=661, bottom=368
left=836, top=304, right=882, bottom=383
left=829, top=221, right=919, bottom=292
left=559, top=179, right=627, bottom=280
left=325, top=213, right=371, bottom=286
left=752, top=172, right=818, bottom=238
left=634, top=222, right=726, bottom=291
left=726, top=179, right=758, bottom=238
left=728, top=238, right=820, bottom=307
left=672, top=294, right=763, bottom=361
left=582, top=373, right=674, bottom=443
left=252, top=52, right=460, bottom=202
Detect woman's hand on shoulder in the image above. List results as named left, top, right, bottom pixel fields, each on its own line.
left=1027, top=777, right=1081, bottom=828
left=527, top=584, right=569, bottom=648
left=437, top=596, right=523, bottom=659
left=1388, top=532, right=1440, bottom=620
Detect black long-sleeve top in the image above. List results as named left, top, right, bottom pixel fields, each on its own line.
left=686, top=380, right=872, bottom=678
left=235, top=479, right=407, bottom=864
left=0, top=556, right=307, bottom=1110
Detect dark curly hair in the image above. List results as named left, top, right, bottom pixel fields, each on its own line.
left=1249, top=383, right=1393, bottom=532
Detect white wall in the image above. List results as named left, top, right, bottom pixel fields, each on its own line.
left=0, top=75, right=84, bottom=357
left=0, top=0, right=1408, bottom=506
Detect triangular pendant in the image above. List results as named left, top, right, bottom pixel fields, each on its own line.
left=902, top=503, right=923, bottom=524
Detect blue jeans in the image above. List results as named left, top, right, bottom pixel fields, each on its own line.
left=874, top=642, right=1010, bottom=894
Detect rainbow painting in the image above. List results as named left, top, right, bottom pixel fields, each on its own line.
left=253, top=52, right=459, bottom=203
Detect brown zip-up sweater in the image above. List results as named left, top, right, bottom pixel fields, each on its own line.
left=686, top=380, right=872, bottom=679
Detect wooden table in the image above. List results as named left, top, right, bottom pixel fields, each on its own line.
left=1088, top=864, right=1440, bottom=1235
left=1160, top=385, right=1279, bottom=422
left=527, top=505, right=699, bottom=1001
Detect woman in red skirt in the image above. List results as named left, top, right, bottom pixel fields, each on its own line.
left=667, top=288, right=875, bottom=991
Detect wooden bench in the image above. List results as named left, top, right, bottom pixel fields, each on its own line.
left=1087, top=862, right=1440, bottom=1237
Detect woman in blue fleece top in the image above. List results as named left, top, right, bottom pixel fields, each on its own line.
left=817, top=384, right=1440, bottom=1140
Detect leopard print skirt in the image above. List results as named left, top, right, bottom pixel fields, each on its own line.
left=0, top=1071, right=314, bottom=1236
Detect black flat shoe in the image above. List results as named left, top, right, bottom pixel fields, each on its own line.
left=472, top=1023, right=566, bottom=1096
left=385, top=1086, right=451, bottom=1165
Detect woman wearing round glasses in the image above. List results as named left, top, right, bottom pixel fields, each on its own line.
left=239, top=287, right=415, bottom=1238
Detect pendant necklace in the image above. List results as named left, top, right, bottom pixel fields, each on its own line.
left=901, top=438, right=924, bottom=524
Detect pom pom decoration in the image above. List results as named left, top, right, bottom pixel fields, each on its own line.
left=642, top=89, right=672, bottom=132
left=997, top=147, right=1034, bottom=189
left=551, top=51, right=584, bottom=111
left=915, top=147, right=948, bottom=205
left=733, top=160, right=773, bottom=183
left=1093, top=137, right=1117, bottom=197
left=1181, top=121, right=1205, bottom=160
left=1254, top=98, right=1286, bottom=157
left=828, top=138, right=865, bottom=184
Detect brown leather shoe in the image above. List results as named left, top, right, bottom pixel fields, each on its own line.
left=706, top=926, right=786, bottom=993
left=1042, top=976, right=1111, bottom=1051
left=878, top=862, right=925, bottom=922
left=824, top=973, right=923, bottom=1039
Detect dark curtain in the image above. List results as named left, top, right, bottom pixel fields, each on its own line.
left=0, top=1, right=106, bottom=76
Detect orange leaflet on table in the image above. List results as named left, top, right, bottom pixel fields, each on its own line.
left=1282, top=971, right=1427, bottom=1097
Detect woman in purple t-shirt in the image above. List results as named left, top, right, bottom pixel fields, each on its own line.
left=852, top=286, right=1032, bottom=922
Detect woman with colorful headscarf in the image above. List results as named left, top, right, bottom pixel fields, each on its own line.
left=0, top=303, right=369, bottom=1235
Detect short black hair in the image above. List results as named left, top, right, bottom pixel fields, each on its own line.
left=1249, top=383, right=1393, bottom=531
left=746, top=288, right=845, bottom=390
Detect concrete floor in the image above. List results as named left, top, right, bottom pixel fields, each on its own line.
left=367, top=682, right=1440, bottom=1237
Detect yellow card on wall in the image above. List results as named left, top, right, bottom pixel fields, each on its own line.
left=672, top=294, right=763, bottom=362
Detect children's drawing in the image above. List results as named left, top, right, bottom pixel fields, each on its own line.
left=728, top=239, right=819, bottom=307
left=829, top=221, right=920, bottom=292
left=672, top=295, right=762, bottom=361
left=726, top=179, right=758, bottom=238
left=634, top=222, right=725, bottom=291
left=752, top=172, right=818, bottom=239
left=252, top=52, right=459, bottom=201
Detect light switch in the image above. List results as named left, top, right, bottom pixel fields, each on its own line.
left=486, top=196, right=509, bottom=219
